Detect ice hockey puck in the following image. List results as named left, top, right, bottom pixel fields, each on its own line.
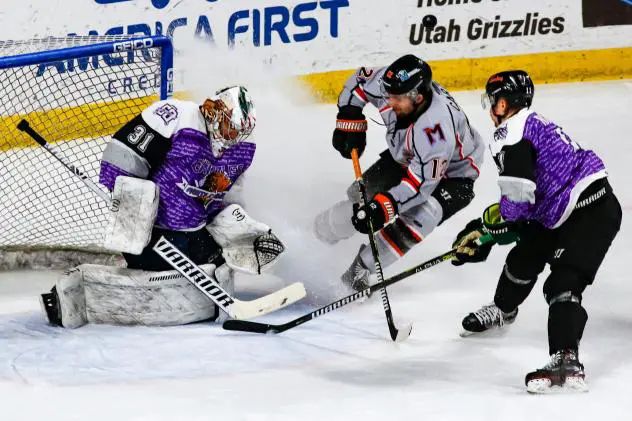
left=422, top=14, right=438, bottom=28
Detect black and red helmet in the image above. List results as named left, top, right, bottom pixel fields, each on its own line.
left=482, top=70, right=534, bottom=109
left=380, top=54, right=433, bottom=97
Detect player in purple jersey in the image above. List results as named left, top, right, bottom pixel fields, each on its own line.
left=39, top=86, right=289, bottom=329
left=451, top=70, right=621, bottom=393
left=98, top=86, right=262, bottom=271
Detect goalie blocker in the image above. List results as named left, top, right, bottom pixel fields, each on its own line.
left=40, top=204, right=288, bottom=328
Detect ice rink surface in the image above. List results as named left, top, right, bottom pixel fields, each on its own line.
left=1, top=79, right=631, bottom=420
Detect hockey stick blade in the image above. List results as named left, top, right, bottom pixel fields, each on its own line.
left=394, top=323, right=413, bottom=342
left=224, top=287, right=373, bottom=334
left=224, top=236, right=497, bottom=334
left=223, top=248, right=457, bottom=335
left=153, top=236, right=307, bottom=320
left=378, top=287, right=412, bottom=342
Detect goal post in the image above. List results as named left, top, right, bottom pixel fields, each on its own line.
left=0, top=35, right=174, bottom=269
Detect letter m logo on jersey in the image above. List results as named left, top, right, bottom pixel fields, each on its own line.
left=424, top=124, right=445, bottom=145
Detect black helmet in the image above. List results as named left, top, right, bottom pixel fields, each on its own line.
left=380, top=54, right=432, bottom=97
left=482, top=70, right=534, bottom=109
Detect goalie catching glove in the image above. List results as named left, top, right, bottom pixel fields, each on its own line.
left=332, top=105, right=368, bottom=159
left=451, top=203, right=521, bottom=266
left=206, top=204, right=285, bottom=275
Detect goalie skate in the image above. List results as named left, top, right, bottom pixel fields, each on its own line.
left=525, top=350, right=588, bottom=394
left=39, top=286, right=62, bottom=327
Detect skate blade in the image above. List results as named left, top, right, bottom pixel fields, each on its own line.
left=526, top=377, right=588, bottom=394
left=459, top=326, right=511, bottom=338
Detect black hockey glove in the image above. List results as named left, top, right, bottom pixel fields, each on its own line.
left=332, top=105, right=368, bottom=159
left=451, top=218, right=493, bottom=266
left=352, top=192, right=397, bottom=234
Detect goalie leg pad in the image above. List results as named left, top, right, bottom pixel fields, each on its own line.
left=52, top=264, right=220, bottom=328
left=56, top=267, right=88, bottom=328
left=103, top=176, right=159, bottom=255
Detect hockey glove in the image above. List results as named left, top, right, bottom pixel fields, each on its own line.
left=332, top=105, right=368, bottom=159
left=451, top=218, right=493, bottom=266
left=482, top=203, right=521, bottom=245
left=352, top=192, right=397, bottom=234
left=451, top=203, right=521, bottom=266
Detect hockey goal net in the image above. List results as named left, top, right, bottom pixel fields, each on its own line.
left=0, top=35, right=173, bottom=269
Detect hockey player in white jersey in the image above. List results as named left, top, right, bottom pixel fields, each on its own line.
left=314, top=54, right=484, bottom=291
left=40, top=86, right=289, bottom=328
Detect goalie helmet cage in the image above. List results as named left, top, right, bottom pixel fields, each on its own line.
left=0, top=35, right=174, bottom=269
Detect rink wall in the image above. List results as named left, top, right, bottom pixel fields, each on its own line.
left=0, top=0, right=631, bottom=102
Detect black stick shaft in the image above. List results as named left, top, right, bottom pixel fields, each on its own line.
left=351, top=149, right=409, bottom=341
left=17, top=119, right=112, bottom=204
left=223, top=248, right=455, bottom=334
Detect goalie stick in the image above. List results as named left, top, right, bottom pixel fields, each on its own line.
left=153, top=236, right=307, bottom=320
left=351, top=149, right=412, bottom=342
left=18, top=119, right=306, bottom=320
left=222, top=234, right=494, bottom=335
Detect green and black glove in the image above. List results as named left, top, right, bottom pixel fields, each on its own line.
left=481, top=202, right=521, bottom=245
left=451, top=203, right=521, bottom=266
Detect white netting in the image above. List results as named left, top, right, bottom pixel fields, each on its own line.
left=0, top=36, right=167, bottom=267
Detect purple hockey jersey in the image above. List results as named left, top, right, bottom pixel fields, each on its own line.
left=99, top=99, right=256, bottom=231
left=490, top=108, right=606, bottom=228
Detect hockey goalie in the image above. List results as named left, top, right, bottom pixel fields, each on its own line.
left=39, top=86, right=293, bottom=328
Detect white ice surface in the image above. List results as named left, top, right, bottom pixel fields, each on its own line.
left=1, top=80, right=632, bottom=420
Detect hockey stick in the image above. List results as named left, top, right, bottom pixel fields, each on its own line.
left=222, top=249, right=455, bottom=334
left=153, top=236, right=307, bottom=320
left=17, top=119, right=114, bottom=206
left=222, top=234, right=494, bottom=334
left=350, top=149, right=411, bottom=341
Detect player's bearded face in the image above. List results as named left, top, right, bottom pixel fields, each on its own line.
left=387, top=94, right=417, bottom=117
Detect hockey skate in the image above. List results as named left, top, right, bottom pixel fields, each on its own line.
left=39, top=286, right=62, bottom=327
left=460, top=303, right=518, bottom=337
left=340, top=245, right=372, bottom=293
left=525, top=349, right=587, bottom=393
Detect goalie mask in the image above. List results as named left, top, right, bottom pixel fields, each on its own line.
left=200, top=86, right=256, bottom=157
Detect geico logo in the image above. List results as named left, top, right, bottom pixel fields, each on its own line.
left=112, top=38, right=154, bottom=52
left=228, top=0, right=349, bottom=47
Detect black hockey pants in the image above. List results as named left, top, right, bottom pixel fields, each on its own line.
left=493, top=178, right=622, bottom=354
left=123, top=226, right=222, bottom=271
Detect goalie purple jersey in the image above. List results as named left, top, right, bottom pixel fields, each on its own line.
left=490, top=109, right=606, bottom=229
left=99, top=99, right=256, bottom=231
